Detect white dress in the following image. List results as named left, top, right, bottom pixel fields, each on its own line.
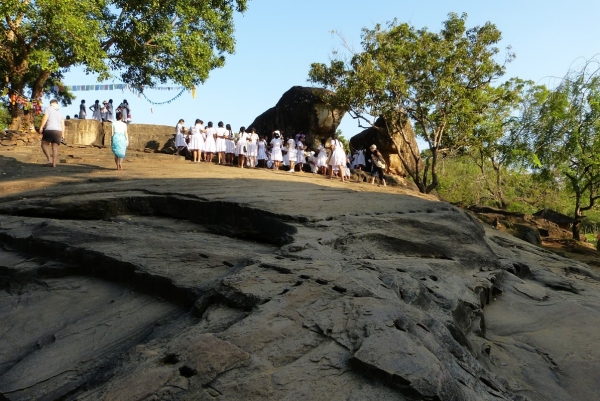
left=188, top=124, right=204, bottom=151
left=226, top=131, right=236, bottom=154
left=329, top=139, right=346, bottom=166
left=235, top=132, right=249, bottom=156
left=204, top=127, right=217, bottom=153
left=215, top=127, right=227, bottom=152
left=296, top=140, right=306, bottom=164
left=270, top=138, right=283, bottom=162
left=247, top=133, right=259, bottom=157
left=174, top=123, right=187, bottom=148
left=286, top=139, right=297, bottom=161
left=316, top=145, right=328, bottom=167
left=257, top=140, right=267, bottom=160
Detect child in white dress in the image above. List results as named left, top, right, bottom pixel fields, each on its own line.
left=204, top=121, right=216, bottom=162
left=257, top=137, right=268, bottom=168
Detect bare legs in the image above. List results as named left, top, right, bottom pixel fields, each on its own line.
left=238, top=155, right=245, bottom=168
left=114, top=155, right=124, bottom=170
left=41, top=141, right=59, bottom=167
left=329, top=165, right=345, bottom=182
left=288, top=161, right=295, bottom=172
left=192, top=150, right=199, bottom=162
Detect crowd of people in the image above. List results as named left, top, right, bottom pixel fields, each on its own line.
left=72, top=99, right=131, bottom=123
left=171, top=119, right=387, bottom=186
left=35, top=101, right=387, bottom=185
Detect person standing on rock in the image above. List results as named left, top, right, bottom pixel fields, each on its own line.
left=111, top=111, right=129, bottom=170
left=38, top=99, right=65, bottom=167
left=225, top=123, right=236, bottom=165
left=188, top=119, right=204, bottom=163
left=369, top=145, right=387, bottom=186
left=296, top=134, right=306, bottom=172
left=174, top=119, right=187, bottom=156
left=246, top=128, right=259, bottom=168
left=204, top=121, right=216, bottom=162
left=79, top=100, right=87, bottom=119
left=328, top=133, right=346, bottom=182
left=257, top=135, right=268, bottom=168
left=118, top=100, right=130, bottom=123
left=215, top=121, right=227, bottom=165
left=105, top=99, right=114, bottom=123
left=90, top=100, right=102, bottom=121
left=235, top=126, right=249, bottom=168
left=270, top=131, right=283, bottom=170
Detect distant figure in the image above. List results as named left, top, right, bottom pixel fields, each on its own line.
left=105, top=99, right=114, bottom=123
left=328, top=133, right=346, bottom=182
left=204, top=121, right=216, bottom=162
left=79, top=100, right=87, bottom=119
left=101, top=100, right=108, bottom=121
left=118, top=99, right=130, bottom=123
left=65, top=115, right=71, bottom=120
left=369, top=144, right=387, bottom=187
left=90, top=99, right=102, bottom=121
left=38, top=99, right=65, bottom=168
left=111, top=111, right=129, bottom=170
left=73, top=114, right=79, bottom=119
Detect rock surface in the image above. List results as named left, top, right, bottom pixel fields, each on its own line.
left=350, top=116, right=421, bottom=177
left=1, top=146, right=600, bottom=400
left=247, top=86, right=346, bottom=151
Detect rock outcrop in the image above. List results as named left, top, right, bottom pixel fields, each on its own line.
left=1, top=149, right=600, bottom=400
left=248, top=86, right=346, bottom=150
left=350, top=117, right=420, bottom=177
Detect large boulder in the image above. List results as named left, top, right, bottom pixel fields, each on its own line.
left=247, top=86, right=346, bottom=150
left=350, top=117, right=420, bottom=177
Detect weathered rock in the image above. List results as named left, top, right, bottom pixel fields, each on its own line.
left=1, top=150, right=600, bottom=400
left=0, top=140, right=16, bottom=146
left=247, top=86, right=346, bottom=151
left=350, top=116, right=420, bottom=177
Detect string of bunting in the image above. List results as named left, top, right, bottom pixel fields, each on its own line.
left=141, top=88, right=186, bottom=105
left=49, top=82, right=193, bottom=104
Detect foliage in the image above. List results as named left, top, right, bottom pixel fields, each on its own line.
left=1, top=0, right=247, bottom=127
left=532, top=60, right=600, bottom=239
left=309, top=12, right=514, bottom=193
left=469, top=79, right=548, bottom=209
left=0, top=101, right=10, bottom=129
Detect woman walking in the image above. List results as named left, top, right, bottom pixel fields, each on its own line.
left=38, top=99, right=65, bottom=168
left=369, top=145, right=387, bottom=186
left=111, top=111, right=129, bottom=170
left=328, top=133, right=346, bottom=182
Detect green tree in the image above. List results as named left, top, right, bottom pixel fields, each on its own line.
left=533, top=60, right=600, bottom=240
left=470, top=79, right=548, bottom=209
left=309, top=13, right=514, bottom=193
left=1, top=0, right=247, bottom=129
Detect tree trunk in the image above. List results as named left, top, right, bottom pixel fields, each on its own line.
left=573, top=196, right=582, bottom=240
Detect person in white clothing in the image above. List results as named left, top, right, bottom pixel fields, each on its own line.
left=246, top=128, right=259, bottom=168
left=225, top=123, right=236, bottom=165
left=328, top=133, right=346, bottom=182
left=286, top=138, right=296, bottom=172
left=270, top=131, right=284, bottom=170
left=188, top=119, right=204, bottom=163
left=257, top=136, right=268, bottom=168
left=174, top=119, right=187, bottom=156
left=296, top=136, right=306, bottom=172
left=215, top=121, right=227, bottom=164
left=204, top=121, right=216, bottom=162
left=235, top=126, right=249, bottom=168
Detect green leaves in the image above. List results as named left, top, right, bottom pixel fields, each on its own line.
left=309, top=13, right=512, bottom=193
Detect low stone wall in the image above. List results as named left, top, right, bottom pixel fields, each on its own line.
left=66, top=120, right=175, bottom=151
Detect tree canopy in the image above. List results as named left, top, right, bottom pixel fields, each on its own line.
left=309, top=12, right=514, bottom=193
left=1, top=0, right=247, bottom=128
left=531, top=60, right=600, bottom=239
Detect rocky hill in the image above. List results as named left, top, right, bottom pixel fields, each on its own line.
left=1, top=146, right=599, bottom=401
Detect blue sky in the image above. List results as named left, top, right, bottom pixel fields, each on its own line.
left=63, top=0, right=600, bottom=138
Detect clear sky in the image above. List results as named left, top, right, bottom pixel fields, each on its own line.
left=63, top=0, right=600, bottom=139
